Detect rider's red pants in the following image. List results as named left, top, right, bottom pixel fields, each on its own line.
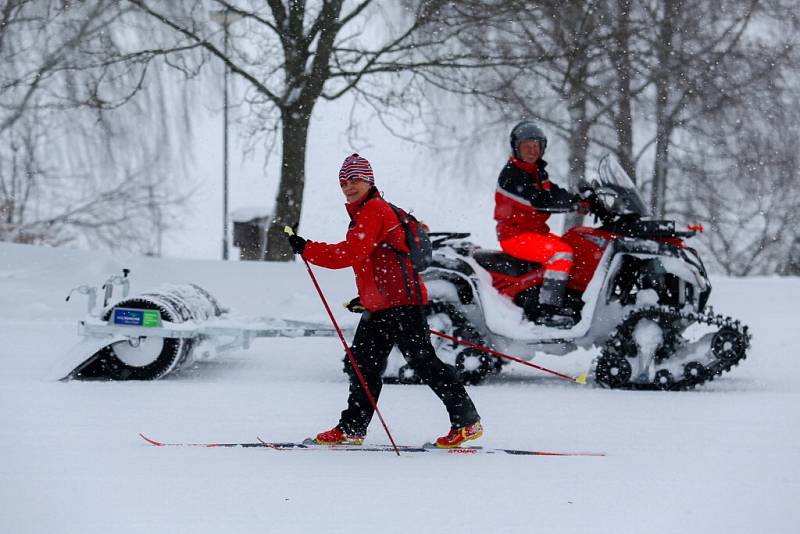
left=499, top=232, right=574, bottom=279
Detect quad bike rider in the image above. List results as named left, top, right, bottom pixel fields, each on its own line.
left=494, top=121, right=588, bottom=328
left=385, top=152, right=751, bottom=391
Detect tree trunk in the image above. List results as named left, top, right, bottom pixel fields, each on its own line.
left=264, top=110, right=312, bottom=261
left=564, top=70, right=590, bottom=230
left=651, top=0, right=677, bottom=217
left=651, top=96, right=670, bottom=217
left=558, top=3, right=594, bottom=231
left=612, top=0, right=636, bottom=182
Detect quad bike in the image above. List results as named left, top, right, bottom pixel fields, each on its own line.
left=388, top=155, right=751, bottom=390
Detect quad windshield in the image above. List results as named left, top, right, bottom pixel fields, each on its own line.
left=593, top=155, right=651, bottom=217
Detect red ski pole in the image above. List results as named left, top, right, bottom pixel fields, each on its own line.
left=286, top=227, right=400, bottom=456
left=429, top=329, right=588, bottom=384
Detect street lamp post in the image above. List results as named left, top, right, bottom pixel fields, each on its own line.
left=209, top=9, right=243, bottom=260
left=222, top=12, right=230, bottom=260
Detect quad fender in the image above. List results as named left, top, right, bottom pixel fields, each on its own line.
left=609, top=251, right=709, bottom=311
left=422, top=268, right=476, bottom=305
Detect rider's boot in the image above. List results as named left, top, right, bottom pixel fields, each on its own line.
left=535, top=275, right=575, bottom=328
left=535, top=304, right=576, bottom=328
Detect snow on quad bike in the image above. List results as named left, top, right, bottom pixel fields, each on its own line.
left=386, top=155, right=751, bottom=390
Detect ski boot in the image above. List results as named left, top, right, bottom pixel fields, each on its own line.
left=435, top=421, right=483, bottom=448
left=314, top=426, right=365, bottom=446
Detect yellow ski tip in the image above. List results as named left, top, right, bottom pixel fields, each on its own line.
left=575, top=372, right=588, bottom=385
left=283, top=225, right=294, bottom=236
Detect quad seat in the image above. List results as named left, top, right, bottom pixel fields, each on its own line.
left=472, top=250, right=542, bottom=277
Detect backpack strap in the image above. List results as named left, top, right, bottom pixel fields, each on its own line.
left=385, top=203, right=424, bottom=305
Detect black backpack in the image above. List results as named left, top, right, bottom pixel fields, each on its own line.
left=387, top=203, right=433, bottom=273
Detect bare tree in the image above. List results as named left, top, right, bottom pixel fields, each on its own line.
left=0, top=0, right=197, bottom=253
left=126, top=0, right=492, bottom=260
left=635, top=0, right=792, bottom=217
left=607, top=0, right=637, bottom=181
left=671, top=68, right=800, bottom=275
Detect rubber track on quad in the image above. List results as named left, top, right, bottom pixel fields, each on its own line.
left=595, top=305, right=751, bottom=391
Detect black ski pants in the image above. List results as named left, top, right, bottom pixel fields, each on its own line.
left=338, top=305, right=480, bottom=436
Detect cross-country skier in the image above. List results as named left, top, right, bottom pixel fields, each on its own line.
left=494, top=121, right=586, bottom=328
left=286, top=153, right=482, bottom=448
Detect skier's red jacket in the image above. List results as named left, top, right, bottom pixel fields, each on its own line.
left=302, top=188, right=427, bottom=312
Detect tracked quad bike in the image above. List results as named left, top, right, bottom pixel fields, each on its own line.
left=390, top=155, right=750, bottom=390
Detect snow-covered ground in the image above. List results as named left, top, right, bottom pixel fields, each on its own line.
left=1, top=241, right=798, bottom=534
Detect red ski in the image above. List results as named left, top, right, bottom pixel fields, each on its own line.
left=139, top=434, right=605, bottom=457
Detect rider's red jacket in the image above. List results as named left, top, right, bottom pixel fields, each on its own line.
left=302, top=188, right=427, bottom=312
left=494, top=156, right=577, bottom=241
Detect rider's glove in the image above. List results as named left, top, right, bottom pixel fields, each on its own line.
left=344, top=296, right=366, bottom=313
left=577, top=182, right=593, bottom=197
left=574, top=186, right=598, bottom=214
left=287, top=233, right=307, bottom=254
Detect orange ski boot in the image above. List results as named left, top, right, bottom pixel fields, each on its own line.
left=435, top=421, right=483, bottom=448
left=314, top=426, right=365, bottom=446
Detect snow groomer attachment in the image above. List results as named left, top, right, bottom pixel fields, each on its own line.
left=58, top=270, right=338, bottom=381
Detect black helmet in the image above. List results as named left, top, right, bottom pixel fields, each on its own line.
left=510, top=121, right=547, bottom=158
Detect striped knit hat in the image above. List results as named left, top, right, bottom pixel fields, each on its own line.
left=338, top=153, right=375, bottom=184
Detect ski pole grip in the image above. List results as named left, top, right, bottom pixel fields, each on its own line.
left=283, top=226, right=295, bottom=236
